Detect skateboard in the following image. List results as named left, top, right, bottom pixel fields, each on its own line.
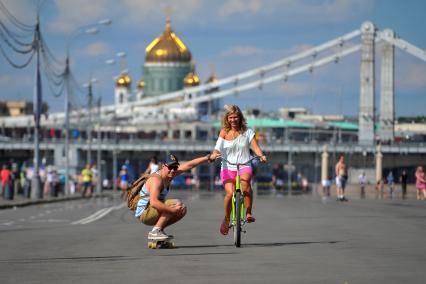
left=147, top=238, right=175, bottom=249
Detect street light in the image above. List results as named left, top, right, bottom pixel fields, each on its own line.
left=63, top=19, right=111, bottom=196
left=83, top=78, right=97, bottom=166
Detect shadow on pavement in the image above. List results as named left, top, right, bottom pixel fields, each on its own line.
left=175, top=240, right=341, bottom=250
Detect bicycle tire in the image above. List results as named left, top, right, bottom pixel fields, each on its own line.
left=234, top=191, right=242, bottom=247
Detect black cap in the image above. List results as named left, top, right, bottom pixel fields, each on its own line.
left=164, top=154, right=179, bottom=167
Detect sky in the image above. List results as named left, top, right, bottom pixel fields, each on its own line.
left=0, top=0, right=425, bottom=117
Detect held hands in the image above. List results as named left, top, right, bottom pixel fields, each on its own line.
left=172, top=204, right=186, bottom=217
left=207, top=152, right=221, bottom=163
left=260, top=155, right=267, bottom=163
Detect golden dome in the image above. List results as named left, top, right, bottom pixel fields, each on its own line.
left=137, top=79, right=145, bottom=89
left=116, top=73, right=131, bottom=88
left=183, top=72, right=200, bottom=87
left=205, top=73, right=218, bottom=84
left=145, top=17, right=191, bottom=63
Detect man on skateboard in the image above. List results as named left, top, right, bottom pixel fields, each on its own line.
left=135, top=153, right=220, bottom=248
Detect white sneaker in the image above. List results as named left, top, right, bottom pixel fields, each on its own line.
left=148, top=229, right=169, bottom=241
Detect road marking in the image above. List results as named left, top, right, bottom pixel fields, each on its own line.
left=72, top=203, right=125, bottom=225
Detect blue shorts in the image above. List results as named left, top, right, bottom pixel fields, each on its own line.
left=336, top=176, right=347, bottom=189
left=83, top=181, right=92, bottom=189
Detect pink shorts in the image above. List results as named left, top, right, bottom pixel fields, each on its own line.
left=220, top=167, right=253, bottom=184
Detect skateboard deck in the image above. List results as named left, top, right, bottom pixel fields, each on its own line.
left=147, top=238, right=175, bottom=249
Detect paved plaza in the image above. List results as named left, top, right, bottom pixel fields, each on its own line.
left=0, top=186, right=425, bottom=284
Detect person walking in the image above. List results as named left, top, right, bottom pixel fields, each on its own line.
left=81, top=164, right=93, bottom=197
left=414, top=166, right=426, bottom=200
left=335, top=155, right=348, bottom=202
left=400, top=170, right=408, bottom=200
left=135, top=153, right=220, bottom=242
left=119, top=165, right=130, bottom=198
left=212, top=105, right=267, bottom=235
left=358, top=171, right=367, bottom=199
left=387, top=171, right=395, bottom=199
left=1, top=164, right=12, bottom=199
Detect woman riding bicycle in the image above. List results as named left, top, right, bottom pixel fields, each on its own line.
left=212, top=105, right=267, bottom=235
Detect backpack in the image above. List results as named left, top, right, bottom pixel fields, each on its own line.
left=127, top=173, right=153, bottom=211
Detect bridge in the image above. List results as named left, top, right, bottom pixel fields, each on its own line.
left=1, top=21, right=425, bottom=190
left=1, top=21, right=425, bottom=144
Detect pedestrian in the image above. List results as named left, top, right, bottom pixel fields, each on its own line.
left=414, top=166, right=426, bottom=200
left=24, top=165, right=33, bottom=198
left=1, top=164, right=12, bottom=199
left=400, top=170, right=408, bottom=199
left=375, top=177, right=385, bottom=199
left=145, top=156, right=159, bottom=174
left=91, top=163, right=98, bottom=192
left=119, top=165, right=130, bottom=198
left=358, top=171, right=367, bottom=199
left=335, top=155, right=348, bottom=202
left=211, top=105, right=267, bottom=235
left=387, top=171, right=394, bottom=199
left=135, top=153, right=220, bottom=243
left=321, top=176, right=331, bottom=198
left=81, top=164, right=93, bottom=197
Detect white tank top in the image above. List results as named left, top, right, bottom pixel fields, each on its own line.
left=214, top=128, right=255, bottom=171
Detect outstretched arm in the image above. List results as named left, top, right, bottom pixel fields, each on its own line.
left=250, top=138, right=267, bottom=162
left=176, top=152, right=221, bottom=174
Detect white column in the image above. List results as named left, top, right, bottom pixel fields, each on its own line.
left=359, top=21, right=376, bottom=145
left=375, top=144, right=383, bottom=183
left=321, top=145, right=329, bottom=182
left=379, top=29, right=395, bottom=142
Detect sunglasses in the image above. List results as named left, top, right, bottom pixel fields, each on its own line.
left=166, top=164, right=179, bottom=171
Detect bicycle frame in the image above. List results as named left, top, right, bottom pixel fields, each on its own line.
left=231, top=165, right=244, bottom=228
left=221, top=156, right=260, bottom=247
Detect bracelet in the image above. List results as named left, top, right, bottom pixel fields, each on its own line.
left=207, top=154, right=212, bottom=162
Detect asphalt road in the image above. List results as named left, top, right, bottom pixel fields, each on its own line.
left=0, top=190, right=425, bottom=284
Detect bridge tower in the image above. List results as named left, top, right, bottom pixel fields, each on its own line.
left=379, top=29, right=395, bottom=142
left=359, top=21, right=376, bottom=145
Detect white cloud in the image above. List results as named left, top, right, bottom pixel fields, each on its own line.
left=217, top=0, right=373, bottom=23
left=48, top=0, right=113, bottom=33
left=220, top=46, right=262, bottom=57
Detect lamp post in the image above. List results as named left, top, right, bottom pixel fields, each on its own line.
left=83, top=78, right=97, bottom=166
left=63, top=19, right=111, bottom=196
left=96, top=96, right=102, bottom=195
left=31, top=18, right=42, bottom=200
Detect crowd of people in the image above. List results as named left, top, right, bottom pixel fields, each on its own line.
left=1, top=104, right=426, bottom=248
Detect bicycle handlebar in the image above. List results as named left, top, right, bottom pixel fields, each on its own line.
left=220, top=155, right=262, bottom=166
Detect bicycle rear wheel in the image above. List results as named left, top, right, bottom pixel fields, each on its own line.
left=234, top=191, right=242, bottom=247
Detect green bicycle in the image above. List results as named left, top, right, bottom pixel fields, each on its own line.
left=221, top=156, right=261, bottom=247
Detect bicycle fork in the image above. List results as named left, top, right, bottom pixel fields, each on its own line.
left=231, top=175, right=246, bottom=232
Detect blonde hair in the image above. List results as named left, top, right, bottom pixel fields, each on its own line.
left=222, top=105, right=247, bottom=133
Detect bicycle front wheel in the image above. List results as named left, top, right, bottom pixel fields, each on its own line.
left=234, top=191, right=242, bottom=247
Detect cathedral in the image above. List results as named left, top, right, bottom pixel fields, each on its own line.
left=114, top=16, right=205, bottom=108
